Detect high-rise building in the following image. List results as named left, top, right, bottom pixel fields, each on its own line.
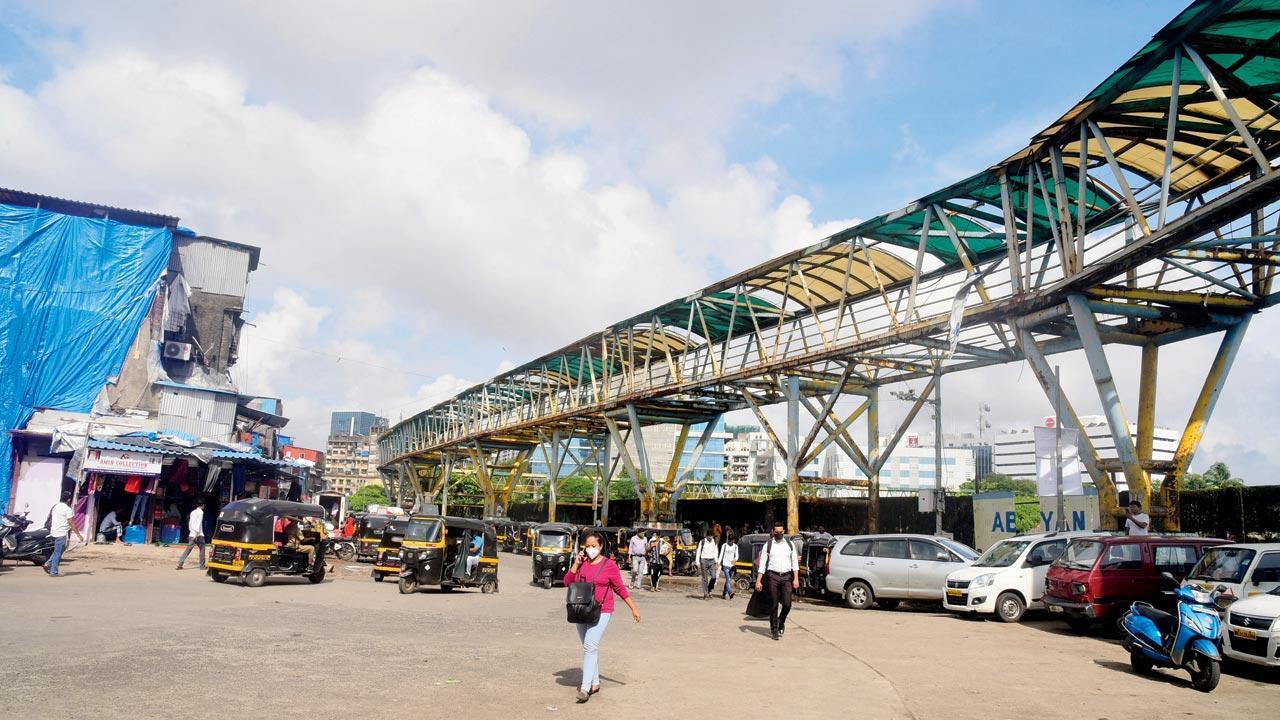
left=330, top=411, right=388, bottom=438
left=819, top=434, right=976, bottom=496
left=991, top=415, right=1177, bottom=490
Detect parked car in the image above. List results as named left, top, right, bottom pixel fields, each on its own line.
left=1219, top=586, right=1280, bottom=668
left=1043, top=535, right=1228, bottom=631
left=825, top=534, right=978, bottom=610
left=1181, top=543, right=1280, bottom=605
left=943, top=531, right=1092, bottom=622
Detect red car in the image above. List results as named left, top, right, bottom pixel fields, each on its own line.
left=1043, top=535, right=1228, bottom=631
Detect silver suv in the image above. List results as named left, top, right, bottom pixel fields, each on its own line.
left=825, top=534, right=979, bottom=610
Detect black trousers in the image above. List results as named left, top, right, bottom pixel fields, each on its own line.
left=763, top=570, right=793, bottom=633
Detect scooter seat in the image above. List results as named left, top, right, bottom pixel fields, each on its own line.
left=21, top=528, right=50, bottom=541
left=1135, top=603, right=1175, bottom=635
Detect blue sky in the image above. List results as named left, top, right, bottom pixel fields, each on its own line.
left=7, top=0, right=1273, bottom=484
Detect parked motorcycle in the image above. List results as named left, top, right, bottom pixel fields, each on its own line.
left=331, top=538, right=356, bottom=562
left=0, top=511, right=55, bottom=567
left=1121, top=571, right=1232, bottom=692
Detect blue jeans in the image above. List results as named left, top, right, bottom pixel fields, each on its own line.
left=575, top=612, right=612, bottom=691
left=48, top=536, right=68, bottom=575
left=721, top=565, right=735, bottom=597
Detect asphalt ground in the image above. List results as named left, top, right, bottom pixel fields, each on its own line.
left=0, top=546, right=1276, bottom=719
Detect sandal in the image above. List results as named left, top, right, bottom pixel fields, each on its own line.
left=575, top=689, right=590, bottom=703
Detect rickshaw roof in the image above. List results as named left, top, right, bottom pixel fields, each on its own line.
left=384, top=519, right=409, bottom=533
left=219, top=499, right=325, bottom=521
left=534, top=522, right=576, bottom=532
left=406, top=515, right=489, bottom=532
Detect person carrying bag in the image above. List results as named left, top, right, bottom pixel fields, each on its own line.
left=563, top=532, right=641, bottom=704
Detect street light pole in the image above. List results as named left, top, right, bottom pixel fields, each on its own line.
left=934, top=368, right=944, bottom=535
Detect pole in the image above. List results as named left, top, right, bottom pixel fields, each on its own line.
left=592, top=440, right=601, bottom=526
left=934, top=369, right=943, bottom=535
left=441, top=455, right=451, bottom=518
left=786, top=375, right=800, bottom=535
left=1054, top=366, right=1064, bottom=531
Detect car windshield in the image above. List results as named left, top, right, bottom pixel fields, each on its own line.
left=404, top=519, right=442, bottom=543
left=1055, top=540, right=1102, bottom=570
left=539, top=533, right=570, bottom=548
left=973, top=540, right=1030, bottom=568
left=938, top=538, right=979, bottom=560
left=1188, top=547, right=1255, bottom=583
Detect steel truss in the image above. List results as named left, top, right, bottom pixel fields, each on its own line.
left=381, top=0, right=1280, bottom=531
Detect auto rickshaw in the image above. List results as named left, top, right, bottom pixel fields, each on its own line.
left=356, top=513, right=392, bottom=560
left=517, top=521, right=537, bottom=555
left=798, top=532, right=836, bottom=597
left=673, top=528, right=698, bottom=575
left=484, top=516, right=517, bottom=553
left=207, top=499, right=329, bottom=587
left=398, top=515, right=499, bottom=594
left=532, top=522, right=576, bottom=588
left=371, top=518, right=410, bottom=582
left=577, top=526, right=628, bottom=566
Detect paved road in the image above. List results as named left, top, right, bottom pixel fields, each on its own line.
left=0, top=549, right=1275, bottom=719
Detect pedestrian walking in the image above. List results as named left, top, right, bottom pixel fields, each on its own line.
left=696, top=531, right=719, bottom=599
left=718, top=533, right=739, bottom=599
left=647, top=532, right=670, bottom=591
left=176, top=501, right=206, bottom=570
left=565, top=532, right=641, bottom=704
left=627, top=529, right=648, bottom=589
left=754, top=521, right=799, bottom=640
left=43, top=491, right=84, bottom=577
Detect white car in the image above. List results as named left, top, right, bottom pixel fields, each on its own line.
left=943, top=531, right=1093, bottom=623
left=1182, top=543, right=1280, bottom=603
left=825, top=534, right=978, bottom=609
left=1221, top=588, right=1280, bottom=667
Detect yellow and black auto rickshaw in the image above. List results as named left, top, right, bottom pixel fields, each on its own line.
left=356, top=514, right=393, bottom=561
left=798, top=532, right=836, bottom=597
left=483, top=516, right=518, bottom=553
left=532, top=522, right=576, bottom=589
left=729, top=532, right=805, bottom=594
left=517, top=521, right=537, bottom=554
left=398, top=515, right=499, bottom=594
left=206, top=499, right=329, bottom=587
left=673, top=528, right=698, bottom=575
left=370, top=518, right=410, bottom=583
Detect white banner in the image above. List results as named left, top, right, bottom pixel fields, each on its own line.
left=1034, top=426, right=1083, bottom=497
left=84, top=448, right=163, bottom=476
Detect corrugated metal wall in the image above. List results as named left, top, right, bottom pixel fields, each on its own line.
left=158, top=386, right=236, bottom=441
left=176, top=238, right=250, bottom=296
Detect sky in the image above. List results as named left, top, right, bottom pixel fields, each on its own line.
left=3, top=0, right=1275, bottom=484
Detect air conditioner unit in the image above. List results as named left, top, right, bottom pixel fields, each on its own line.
left=163, top=341, right=193, bottom=361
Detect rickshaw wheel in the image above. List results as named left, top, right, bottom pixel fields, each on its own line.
left=398, top=576, right=418, bottom=594
left=210, top=572, right=228, bottom=583
left=244, top=567, right=267, bottom=588
left=440, top=584, right=455, bottom=592
left=541, top=576, right=552, bottom=590
left=372, top=573, right=384, bottom=582
left=308, top=567, right=326, bottom=584
left=481, top=579, right=497, bottom=594
left=336, top=545, right=355, bottom=561
left=733, top=576, right=752, bottom=593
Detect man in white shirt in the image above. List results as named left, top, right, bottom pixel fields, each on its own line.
left=755, top=521, right=799, bottom=640
left=1124, top=500, right=1150, bottom=536
left=176, top=502, right=207, bottom=570
left=717, top=535, right=740, bottom=599
left=43, top=491, right=84, bottom=577
left=696, top=531, right=719, bottom=599
left=627, top=531, right=648, bottom=589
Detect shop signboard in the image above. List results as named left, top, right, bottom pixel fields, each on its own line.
left=1035, top=490, right=1101, bottom=532
left=84, top=448, right=163, bottom=476
left=973, top=491, right=1016, bottom=552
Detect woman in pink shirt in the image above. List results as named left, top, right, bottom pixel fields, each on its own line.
left=564, top=531, right=641, bottom=703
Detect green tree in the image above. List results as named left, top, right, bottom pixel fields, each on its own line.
left=348, top=484, right=389, bottom=512
left=1183, top=461, right=1244, bottom=490
left=557, top=474, right=597, bottom=501
left=955, top=473, right=1038, bottom=497
left=608, top=476, right=638, bottom=500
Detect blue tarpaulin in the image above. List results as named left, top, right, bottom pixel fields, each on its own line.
left=0, top=201, right=172, bottom=512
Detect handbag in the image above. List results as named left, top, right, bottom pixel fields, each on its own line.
left=566, top=560, right=606, bottom=624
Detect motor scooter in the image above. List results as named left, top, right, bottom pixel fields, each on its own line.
left=0, top=510, right=56, bottom=567
left=1121, top=571, right=1232, bottom=692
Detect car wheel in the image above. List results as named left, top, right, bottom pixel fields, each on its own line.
left=243, top=567, right=267, bottom=588
left=1065, top=616, right=1092, bottom=633
left=844, top=581, right=874, bottom=610
left=996, top=592, right=1025, bottom=623
left=398, top=576, right=418, bottom=594
left=875, top=599, right=900, bottom=610
left=1129, top=649, right=1155, bottom=676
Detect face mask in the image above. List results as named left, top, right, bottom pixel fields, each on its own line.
left=585, top=547, right=601, bottom=559
left=773, top=531, right=784, bottom=539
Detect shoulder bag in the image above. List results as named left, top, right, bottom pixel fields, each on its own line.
left=566, top=560, right=607, bottom=624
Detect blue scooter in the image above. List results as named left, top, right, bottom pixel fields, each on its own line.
left=1120, top=571, right=1232, bottom=692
